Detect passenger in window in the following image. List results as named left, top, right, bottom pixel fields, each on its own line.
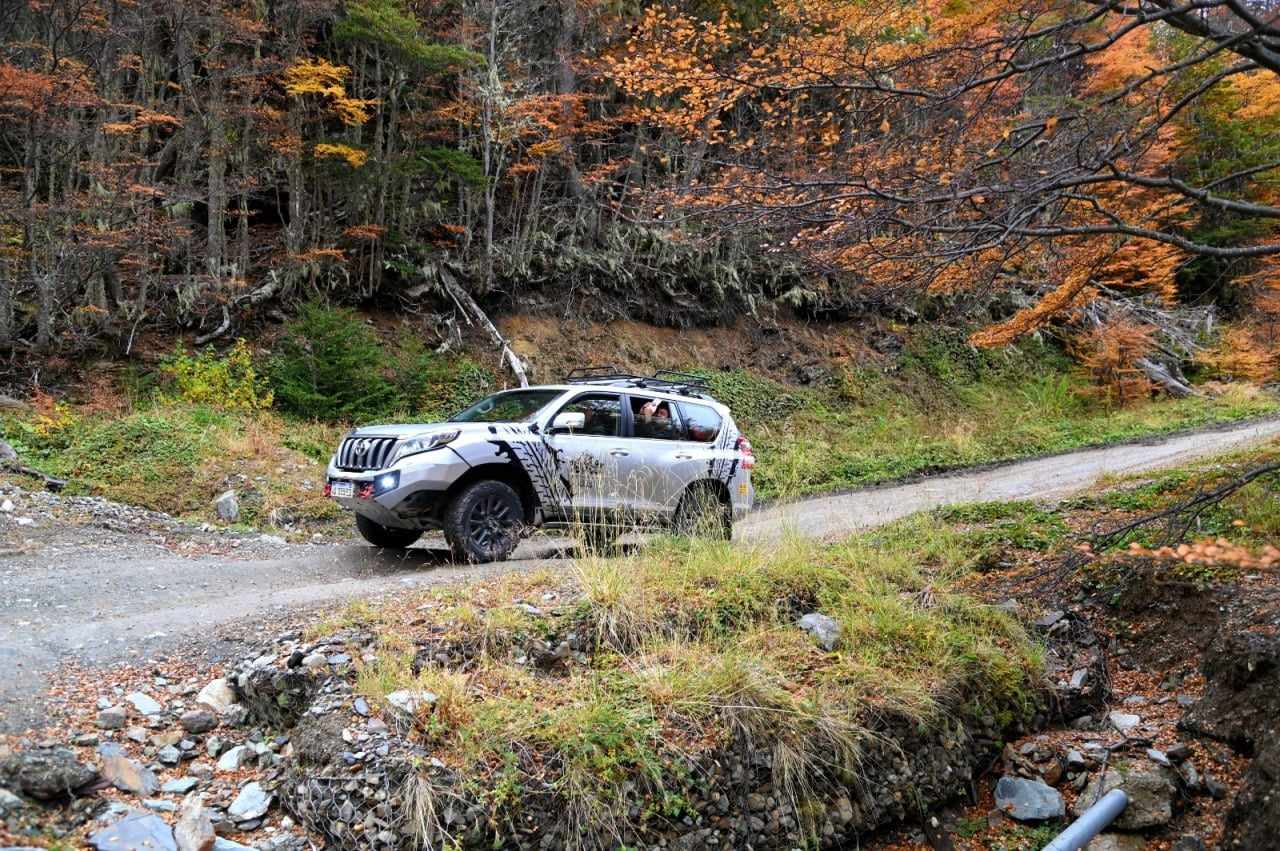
left=636, top=399, right=676, bottom=439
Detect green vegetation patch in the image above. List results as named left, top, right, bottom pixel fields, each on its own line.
left=708, top=333, right=1279, bottom=501
left=341, top=518, right=1043, bottom=845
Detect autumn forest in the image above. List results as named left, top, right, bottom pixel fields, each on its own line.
left=1, top=0, right=1279, bottom=392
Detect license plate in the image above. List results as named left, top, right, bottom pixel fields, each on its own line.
left=331, top=481, right=354, bottom=499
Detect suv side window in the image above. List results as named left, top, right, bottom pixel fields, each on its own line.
left=628, top=396, right=683, bottom=441
left=558, top=393, right=622, bottom=436
left=677, top=402, right=722, bottom=442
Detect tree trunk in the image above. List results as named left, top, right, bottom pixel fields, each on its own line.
left=206, top=7, right=228, bottom=283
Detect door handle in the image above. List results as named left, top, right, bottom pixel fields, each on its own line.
left=609, top=449, right=630, bottom=457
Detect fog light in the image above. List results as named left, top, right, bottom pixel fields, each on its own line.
left=373, top=471, right=400, bottom=495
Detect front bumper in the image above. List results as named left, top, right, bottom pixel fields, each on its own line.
left=326, top=447, right=471, bottom=530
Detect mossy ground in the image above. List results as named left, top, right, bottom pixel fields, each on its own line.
left=319, top=515, right=1047, bottom=846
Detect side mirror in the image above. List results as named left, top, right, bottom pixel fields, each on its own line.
left=550, top=411, right=585, bottom=433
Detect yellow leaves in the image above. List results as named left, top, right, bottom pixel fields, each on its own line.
left=282, top=57, right=350, bottom=97
left=313, top=143, right=368, bottom=167
left=1042, top=115, right=1057, bottom=135
left=527, top=140, right=564, bottom=159
left=1230, top=70, right=1280, bottom=122
left=283, top=58, right=374, bottom=126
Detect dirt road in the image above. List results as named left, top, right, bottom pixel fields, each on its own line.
left=3, top=416, right=1278, bottom=732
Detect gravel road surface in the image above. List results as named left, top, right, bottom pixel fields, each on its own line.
left=2, top=416, right=1278, bottom=731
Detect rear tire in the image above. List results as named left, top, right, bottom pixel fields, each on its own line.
left=444, top=480, right=524, bottom=563
left=356, top=514, right=423, bottom=549
left=673, top=485, right=732, bottom=540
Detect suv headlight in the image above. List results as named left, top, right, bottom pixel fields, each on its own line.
left=389, top=430, right=459, bottom=464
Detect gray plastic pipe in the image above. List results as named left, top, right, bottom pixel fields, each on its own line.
left=1041, top=789, right=1129, bottom=851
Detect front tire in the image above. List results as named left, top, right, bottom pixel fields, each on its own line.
left=444, top=480, right=524, bottom=563
left=356, top=514, right=423, bottom=549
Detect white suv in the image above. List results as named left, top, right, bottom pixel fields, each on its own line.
left=325, top=369, right=755, bottom=562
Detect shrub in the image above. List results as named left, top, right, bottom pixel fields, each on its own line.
left=267, top=303, right=402, bottom=421
left=391, top=337, right=496, bottom=420
left=162, top=339, right=273, bottom=411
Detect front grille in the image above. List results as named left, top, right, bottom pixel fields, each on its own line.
left=337, top=436, right=398, bottom=471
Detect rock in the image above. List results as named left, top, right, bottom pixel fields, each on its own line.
left=1171, top=837, right=1206, bottom=851
left=300, top=653, right=327, bottom=669
left=127, top=691, right=165, bottom=716
left=1073, top=763, right=1176, bottom=829
left=214, top=491, right=239, bottom=523
left=0, top=498, right=12, bottom=512
left=1146, top=748, right=1170, bottom=766
left=162, top=777, right=200, bottom=794
left=97, top=707, right=127, bottom=730
left=0, top=746, right=98, bottom=799
left=1065, top=749, right=1088, bottom=772
left=227, top=781, right=272, bottom=821
left=158, top=745, right=181, bottom=766
left=126, top=726, right=148, bottom=744
left=212, top=839, right=254, bottom=851
left=1107, top=711, right=1140, bottom=733
left=1084, top=834, right=1146, bottom=851
left=1203, top=773, right=1227, bottom=800
left=353, top=697, right=369, bottom=717
left=258, top=534, right=287, bottom=546
left=89, top=810, right=177, bottom=851
left=385, top=690, right=437, bottom=718
left=175, top=794, right=216, bottom=851
left=1034, top=610, right=1065, bottom=629
left=0, top=787, right=28, bottom=815
left=993, top=776, right=1065, bottom=821
left=1166, top=742, right=1193, bottom=763
left=196, top=679, right=237, bottom=715
left=180, top=709, right=218, bottom=734
left=98, top=742, right=159, bottom=796
left=216, top=745, right=252, bottom=772
left=73, top=733, right=100, bottom=747
left=152, top=730, right=182, bottom=749
left=144, top=798, right=178, bottom=813
left=796, top=613, right=842, bottom=651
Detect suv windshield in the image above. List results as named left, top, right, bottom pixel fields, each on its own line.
left=450, top=389, right=562, bottom=423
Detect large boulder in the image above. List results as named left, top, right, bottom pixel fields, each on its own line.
left=0, top=746, right=98, bottom=800
left=89, top=810, right=177, bottom=851
left=98, top=742, right=159, bottom=797
left=1072, top=762, right=1177, bottom=830
left=994, top=776, right=1064, bottom=821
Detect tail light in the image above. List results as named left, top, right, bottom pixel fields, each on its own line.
left=736, top=436, right=755, bottom=469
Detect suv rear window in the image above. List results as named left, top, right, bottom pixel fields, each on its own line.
left=678, top=402, right=722, bottom=442
left=629, top=397, right=683, bottom=440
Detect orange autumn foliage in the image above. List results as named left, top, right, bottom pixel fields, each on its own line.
left=1069, top=319, right=1157, bottom=405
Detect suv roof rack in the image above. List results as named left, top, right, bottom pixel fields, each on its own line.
left=564, top=366, right=713, bottom=399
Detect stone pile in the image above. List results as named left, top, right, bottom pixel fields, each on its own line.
left=0, top=671, right=308, bottom=851
left=220, top=625, right=1034, bottom=850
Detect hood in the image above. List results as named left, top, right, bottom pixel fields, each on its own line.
left=348, top=421, right=527, bottom=439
